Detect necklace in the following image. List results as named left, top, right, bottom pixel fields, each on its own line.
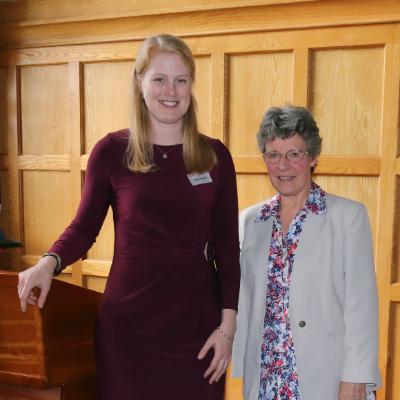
left=154, top=144, right=177, bottom=159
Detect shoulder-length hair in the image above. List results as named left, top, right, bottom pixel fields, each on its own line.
left=126, top=34, right=217, bottom=173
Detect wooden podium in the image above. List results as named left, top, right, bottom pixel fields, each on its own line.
left=0, top=271, right=102, bottom=399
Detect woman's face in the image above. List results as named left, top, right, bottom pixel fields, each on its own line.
left=264, top=133, right=317, bottom=200
left=137, top=50, right=192, bottom=131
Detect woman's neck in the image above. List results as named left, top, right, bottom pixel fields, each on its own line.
left=279, top=189, right=310, bottom=235
left=149, top=121, right=184, bottom=145
left=280, top=194, right=307, bottom=215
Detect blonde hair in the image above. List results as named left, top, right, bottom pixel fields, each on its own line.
left=126, top=34, right=216, bottom=173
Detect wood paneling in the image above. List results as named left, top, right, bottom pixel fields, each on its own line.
left=6, top=66, right=22, bottom=270
left=387, top=303, right=400, bottom=399
left=20, top=65, right=69, bottom=155
left=314, top=176, right=379, bottom=244
left=234, top=154, right=381, bottom=176
left=228, top=52, right=293, bottom=156
left=0, top=0, right=399, bottom=50
left=1, top=1, right=400, bottom=399
left=374, top=36, right=400, bottom=399
left=0, top=67, right=10, bottom=268
left=194, top=56, right=211, bottom=137
left=394, top=177, right=400, bottom=284
left=237, top=174, right=275, bottom=211
left=210, top=53, right=227, bottom=142
left=85, top=276, right=107, bottom=294
left=66, top=61, right=82, bottom=285
left=22, top=171, right=74, bottom=255
left=83, top=61, right=132, bottom=153
left=0, top=171, right=12, bottom=268
left=396, top=158, right=400, bottom=175
left=310, top=47, right=384, bottom=155
left=0, top=24, right=394, bottom=67
left=0, top=0, right=317, bottom=23
left=0, top=68, right=6, bottom=155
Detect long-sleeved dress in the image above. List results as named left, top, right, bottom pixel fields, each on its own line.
left=49, top=129, right=240, bottom=400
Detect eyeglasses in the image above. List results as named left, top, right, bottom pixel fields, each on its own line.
left=263, top=150, right=309, bottom=164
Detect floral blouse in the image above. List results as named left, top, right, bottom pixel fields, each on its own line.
left=255, top=182, right=327, bottom=400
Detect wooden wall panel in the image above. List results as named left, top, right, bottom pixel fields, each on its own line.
left=194, top=56, right=211, bottom=137
left=22, top=171, right=73, bottom=254
left=0, top=173, right=10, bottom=224
left=229, top=52, right=293, bottom=155
left=20, top=65, right=69, bottom=155
left=83, top=61, right=133, bottom=153
left=0, top=172, right=12, bottom=268
left=83, top=61, right=131, bottom=265
left=225, top=371, right=243, bottom=400
left=5, top=66, right=22, bottom=271
left=237, top=174, right=275, bottom=211
left=394, top=177, right=400, bottom=283
left=0, top=68, right=6, bottom=155
left=0, top=66, right=10, bottom=271
left=0, top=0, right=316, bottom=24
left=309, top=47, right=384, bottom=155
left=387, top=303, right=400, bottom=399
left=375, top=35, right=400, bottom=400
left=314, top=176, right=379, bottom=245
left=1, top=1, right=398, bottom=51
left=0, top=67, right=9, bottom=267
left=85, top=275, right=107, bottom=293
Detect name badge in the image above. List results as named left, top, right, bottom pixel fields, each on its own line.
left=187, top=172, right=213, bottom=186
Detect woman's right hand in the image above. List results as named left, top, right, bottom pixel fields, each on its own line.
left=18, top=256, right=56, bottom=312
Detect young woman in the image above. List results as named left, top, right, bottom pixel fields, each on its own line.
left=18, top=34, right=240, bottom=400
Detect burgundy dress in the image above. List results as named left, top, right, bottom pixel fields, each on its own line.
left=49, top=129, right=240, bottom=400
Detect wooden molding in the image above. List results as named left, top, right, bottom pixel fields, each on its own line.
left=82, top=259, right=111, bottom=277
left=233, top=155, right=381, bottom=176
left=0, top=24, right=394, bottom=67
left=374, top=40, right=400, bottom=400
left=0, top=154, right=8, bottom=171
left=17, top=153, right=383, bottom=176
left=80, top=155, right=88, bottom=171
left=0, top=0, right=399, bottom=50
left=18, top=155, right=70, bottom=171
left=0, top=0, right=318, bottom=25
left=210, top=53, right=227, bottom=142
left=395, top=157, right=400, bottom=175
left=390, top=283, right=400, bottom=302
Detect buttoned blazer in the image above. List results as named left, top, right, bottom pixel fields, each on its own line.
left=232, top=193, right=380, bottom=400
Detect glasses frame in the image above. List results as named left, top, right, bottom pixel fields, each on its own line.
left=262, top=149, right=310, bottom=164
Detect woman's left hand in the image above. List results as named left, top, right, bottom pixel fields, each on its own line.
left=197, top=327, right=233, bottom=384
left=338, top=381, right=367, bottom=400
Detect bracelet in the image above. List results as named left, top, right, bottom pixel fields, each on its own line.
left=41, top=252, right=63, bottom=276
left=216, top=326, right=234, bottom=341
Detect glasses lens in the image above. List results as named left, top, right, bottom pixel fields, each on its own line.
left=287, top=150, right=304, bottom=162
left=264, top=152, right=280, bottom=163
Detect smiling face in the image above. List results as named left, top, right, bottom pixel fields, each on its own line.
left=137, top=50, right=192, bottom=133
left=264, top=133, right=317, bottom=202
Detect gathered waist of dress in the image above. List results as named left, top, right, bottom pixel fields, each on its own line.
left=114, top=241, right=215, bottom=264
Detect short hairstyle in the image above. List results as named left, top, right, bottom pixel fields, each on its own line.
left=256, top=105, right=322, bottom=158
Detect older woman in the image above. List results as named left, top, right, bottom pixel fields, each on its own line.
left=232, top=105, right=380, bottom=400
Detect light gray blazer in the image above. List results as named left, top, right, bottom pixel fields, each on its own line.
left=232, top=193, right=380, bottom=400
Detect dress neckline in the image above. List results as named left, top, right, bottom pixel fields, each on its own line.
left=153, top=143, right=182, bottom=159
